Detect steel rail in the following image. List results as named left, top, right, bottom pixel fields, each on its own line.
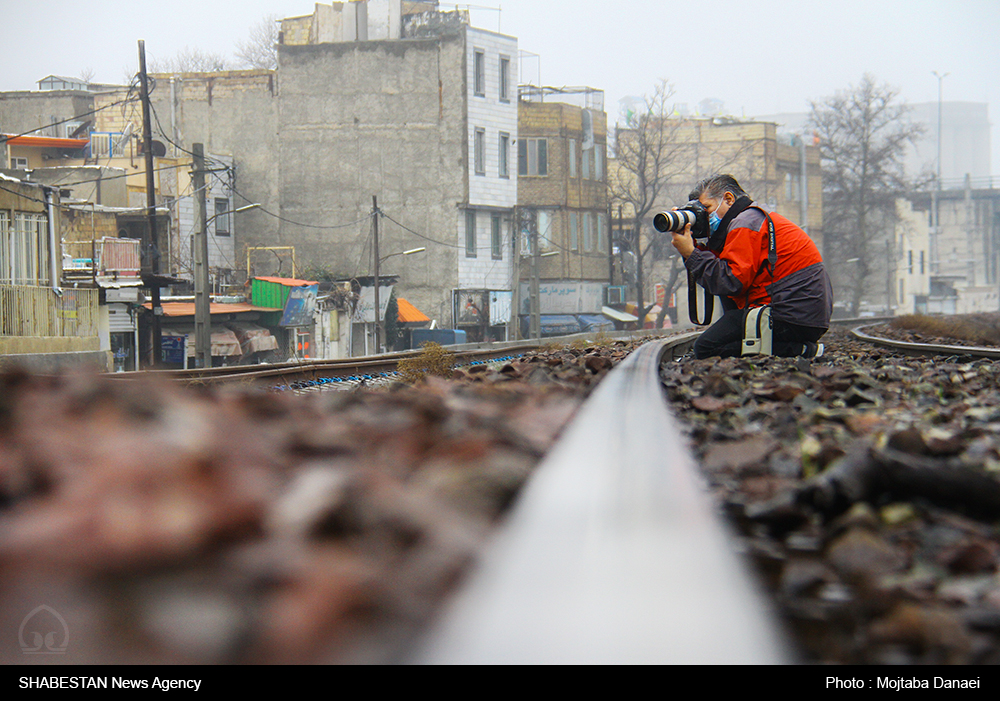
left=107, top=344, right=546, bottom=387
left=408, top=332, right=790, bottom=664
left=852, top=324, right=1000, bottom=360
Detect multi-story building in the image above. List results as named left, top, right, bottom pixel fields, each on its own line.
left=515, top=86, right=610, bottom=336
left=276, top=1, right=517, bottom=341
left=3, top=2, right=520, bottom=345
left=903, top=183, right=1000, bottom=315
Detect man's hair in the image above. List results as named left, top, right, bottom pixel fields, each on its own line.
left=689, top=174, right=748, bottom=202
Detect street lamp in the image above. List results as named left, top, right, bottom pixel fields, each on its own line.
left=931, top=70, right=948, bottom=275
left=194, top=202, right=261, bottom=368
left=373, top=246, right=425, bottom=354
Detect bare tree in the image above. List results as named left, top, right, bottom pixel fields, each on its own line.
left=235, top=15, right=279, bottom=70
left=609, top=80, right=694, bottom=326
left=809, top=74, right=924, bottom=316
left=610, top=80, right=765, bottom=327
left=149, top=47, right=231, bottom=74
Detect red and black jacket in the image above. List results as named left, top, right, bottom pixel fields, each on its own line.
left=685, top=197, right=833, bottom=329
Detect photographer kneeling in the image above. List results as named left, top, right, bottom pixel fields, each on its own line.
left=669, top=174, right=832, bottom=359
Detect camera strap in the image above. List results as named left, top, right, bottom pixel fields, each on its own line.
left=687, top=270, right=714, bottom=325
left=741, top=210, right=778, bottom=309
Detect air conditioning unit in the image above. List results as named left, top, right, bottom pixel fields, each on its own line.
left=604, top=285, right=626, bottom=305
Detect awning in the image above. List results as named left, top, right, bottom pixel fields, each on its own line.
left=253, top=276, right=318, bottom=287
left=143, top=302, right=281, bottom=316
left=520, top=315, right=582, bottom=337
left=162, top=327, right=242, bottom=358
left=397, top=297, right=430, bottom=324
left=4, top=134, right=89, bottom=149
left=227, top=322, right=279, bottom=355
left=576, top=314, right=615, bottom=332
left=602, top=306, right=638, bottom=323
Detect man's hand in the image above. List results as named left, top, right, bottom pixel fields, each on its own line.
left=672, top=223, right=695, bottom=259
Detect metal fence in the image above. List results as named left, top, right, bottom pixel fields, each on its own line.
left=0, top=285, right=99, bottom=338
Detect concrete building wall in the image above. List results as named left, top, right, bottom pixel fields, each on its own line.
left=0, top=91, right=94, bottom=138
left=29, top=166, right=128, bottom=208
left=126, top=72, right=280, bottom=265
left=892, top=198, right=931, bottom=314
left=277, top=36, right=466, bottom=326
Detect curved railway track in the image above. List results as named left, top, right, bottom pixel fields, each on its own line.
left=24, top=319, right=996, bottom=664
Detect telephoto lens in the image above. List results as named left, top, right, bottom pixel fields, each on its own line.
left=653, top=209, right=696, bottom=233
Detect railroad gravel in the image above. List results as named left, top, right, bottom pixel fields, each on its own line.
left=661, top=327, right=1000, bottom=664
left=0, top=338, right=648, bottom=664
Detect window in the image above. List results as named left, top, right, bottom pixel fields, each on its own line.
left=499, top=132, right=510, bottom=178
left=465, top=210, right=477, bottom=257
left=597, top=212, right=607, bottom=252
left=583, top=212, right=593, bottom=252
left=491, top=215, right=502, bottom=260
left=569, top=211, right=579, bottom=252
left=474, top=128, right=486, bottom=175
left=214, top=198, right=230, bottom=236
left=908, top=250, right=913, bottom=274
left=582, top=146, right=591, bottom=180
left=499, top=56, right=510, bottom=102
left=11, top=157, right=28, bottom=169
left=8, top=212, right=49, bottom=285
left=595, top=146, right=604, bottom=181
left=474, top=50, right=485, bottom=96
left=518, top=138, right=547, bottom=176
left=568, top=139, right=577, bottom=178
left=0, top=211, right=8, bottom=283
left=920, top=250, right=925, bottom=275
left=537, top=211, right=553, bottom=252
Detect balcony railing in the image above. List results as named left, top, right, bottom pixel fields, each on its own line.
left=0, top=285, right=98, bottom=337
left=63, top=237, right=141, bottom=284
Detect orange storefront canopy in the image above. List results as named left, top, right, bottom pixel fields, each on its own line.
left=397, top=297, right=430, bottom=323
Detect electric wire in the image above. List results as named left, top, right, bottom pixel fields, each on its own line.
left=0, top=97, right=140, bottom=144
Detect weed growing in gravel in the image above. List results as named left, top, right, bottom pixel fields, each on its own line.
left=891, top=313, right=1000, bottom=345
left=397, top=342, right=454, bottom=384
left=593, top=331, right=613, bottom=347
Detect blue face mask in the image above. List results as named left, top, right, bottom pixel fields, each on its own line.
left=708, top=196, right=730, bottom=233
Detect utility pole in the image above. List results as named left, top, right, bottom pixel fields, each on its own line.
left=138, top=40, right=162, bottom=367
left=509, top=206, right=521, bottom=340
left=607, top=203, right=614, bottom=285
left=372, top=195, right=381, bottom=354
left=193, top=144, right=211, bottom=368
left=932, top=71, right=949, bottom=275
left=529, top=217, right=540, bottom=340
left=799, top=134, right=809, bottom=234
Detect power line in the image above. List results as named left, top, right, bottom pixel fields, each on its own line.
left=0, top=97, right=140, bottom=144
left=380, top=210, right=464, bottom=249
left=225, top=178, right=372, bottom=230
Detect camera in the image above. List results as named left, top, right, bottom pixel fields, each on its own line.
left=653, top=200, right=709, bottom=238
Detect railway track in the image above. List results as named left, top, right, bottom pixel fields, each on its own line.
left=5, top=320, right=998, bottom=665
left=408, top=321, right=1000, bottom=664
left=110, top=344, right=546, bottom=389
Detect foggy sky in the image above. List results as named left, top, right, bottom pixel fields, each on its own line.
left=2, top=0, right=996, bottom=173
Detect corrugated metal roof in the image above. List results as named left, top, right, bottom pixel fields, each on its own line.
left=253, top=276, right=318, bottom=287
left=397, top=297, right=430, bottom=323
left=5, top=134, right=89, bottom=149
left=142, top=302, right=281, bottom=317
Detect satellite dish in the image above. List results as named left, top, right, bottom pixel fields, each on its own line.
left=138, top=139, right=167, bottom=157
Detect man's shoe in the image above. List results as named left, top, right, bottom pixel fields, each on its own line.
left=802, top=342, right=824, bottom=358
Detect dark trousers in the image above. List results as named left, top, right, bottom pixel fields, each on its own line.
left=693, top=307, right=827, bottom=359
